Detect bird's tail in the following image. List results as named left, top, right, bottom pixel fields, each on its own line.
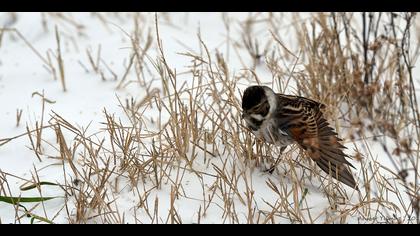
left=302, top=120, right=358, bottom=190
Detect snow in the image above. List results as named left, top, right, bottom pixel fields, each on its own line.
left=0, top=12, right=418, bottom=224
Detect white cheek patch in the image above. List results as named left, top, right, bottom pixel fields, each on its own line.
left=250, top=114, right=264, bottom=121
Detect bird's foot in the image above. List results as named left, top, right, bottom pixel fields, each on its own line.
left=263, top=148, right=286, bottom=174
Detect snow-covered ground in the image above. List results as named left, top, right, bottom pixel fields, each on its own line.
left=0, top=12, right=418, bottom=224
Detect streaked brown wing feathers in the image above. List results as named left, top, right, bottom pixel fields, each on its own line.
left=279, top=95, right=358, bottom=189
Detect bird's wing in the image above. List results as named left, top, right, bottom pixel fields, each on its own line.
left=278, top=96, right=358, bottom=190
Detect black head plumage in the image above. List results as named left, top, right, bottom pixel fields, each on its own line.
left=241, top=86, right=267, bottom=111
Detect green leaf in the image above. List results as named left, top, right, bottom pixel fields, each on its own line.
left=298, top=188, right=309, bottom=207
left=0, top=195, right=57, bottom=224
left=0, top=195, right=59, bottom=204
left=20, top=182, right=59, bottom=191
left=30, top=214, right=54, bottom=224
left=0, top=195, right=60, bottom=220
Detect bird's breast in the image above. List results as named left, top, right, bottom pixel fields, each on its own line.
left=252, top=119, right=294, bottom=147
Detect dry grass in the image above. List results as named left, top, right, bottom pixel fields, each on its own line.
left=0, top=12, right=419, bottom=224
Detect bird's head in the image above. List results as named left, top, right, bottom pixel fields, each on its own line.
left=241, top=85, right=276, bottom=130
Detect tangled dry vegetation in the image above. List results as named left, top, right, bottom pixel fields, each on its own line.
left=0, top=12, right=419, bottom=224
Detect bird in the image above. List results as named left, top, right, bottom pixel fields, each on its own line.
left=241, top=85, right=358, bottom=190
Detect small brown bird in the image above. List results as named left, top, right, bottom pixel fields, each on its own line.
left=241, top=85, right=358, bottom=190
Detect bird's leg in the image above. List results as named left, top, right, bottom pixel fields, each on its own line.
left=265, top=146, right=286, bottom=174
